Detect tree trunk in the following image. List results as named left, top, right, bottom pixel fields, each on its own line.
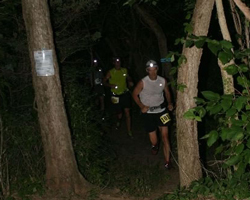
left=216, top=0, right=234, bottom=94
left=176, top=0, right=215, bottom=187
left=21, top=0, right=90, bottom=195
left=134, top=4, right=176, bottom=99
left=233, top=0, right=250, bottom=21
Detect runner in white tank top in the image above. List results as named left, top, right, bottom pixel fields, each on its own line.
left=132, top=60, right=174, bottom=169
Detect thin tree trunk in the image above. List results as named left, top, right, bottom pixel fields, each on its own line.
left=176, top=0, right=215, bottom=187
left=229, top=0, right=243, bottom=48
left=22, top=0, right=90, bottom=195
left=134, top=4, right=176, bottom=99
left=233, top=0, right=250, bottom=21
left=216, top=0, right=234, bottom=94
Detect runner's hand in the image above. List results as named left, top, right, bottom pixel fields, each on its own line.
left=168, top=104, right=174, bottom=111
left=141, top=106, right=149, bottom=113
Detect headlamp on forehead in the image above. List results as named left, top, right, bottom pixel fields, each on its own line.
left=93, top=59, right=97, bottom=63
left=146, top=60, right=158, bottom=69
left=116, top=58, right=120, bottom=62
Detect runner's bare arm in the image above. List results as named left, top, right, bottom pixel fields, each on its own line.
left=103, top=71, right=116, bottom=88
left=132, top=80, right=149, bottom=113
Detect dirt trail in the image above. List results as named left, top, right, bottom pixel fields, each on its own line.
left=99, top=109, right=180, bottom=200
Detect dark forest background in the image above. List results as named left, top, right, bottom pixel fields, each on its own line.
left=1, top=0, right=250, bottom=199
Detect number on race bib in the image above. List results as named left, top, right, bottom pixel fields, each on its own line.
left=160, top=113, right=171, bottom=124
left=111, top=96, right=119, bottom=104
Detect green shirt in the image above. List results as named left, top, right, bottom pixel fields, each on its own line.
left=109, top=67, right=128, bottom=95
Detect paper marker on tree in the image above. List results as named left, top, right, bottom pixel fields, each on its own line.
left=34, top=49, right=54, bottom=76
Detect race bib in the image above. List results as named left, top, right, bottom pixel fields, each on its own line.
left=160, top=113, right=171, bottom=124
left=111, top=96, right=119, bottom=104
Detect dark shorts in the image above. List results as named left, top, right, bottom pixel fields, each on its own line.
left=142, top=109, right=171, bottom=132
left=111, top=91, right=131, bottom=113
left=94, top=85, right=105, bottom=96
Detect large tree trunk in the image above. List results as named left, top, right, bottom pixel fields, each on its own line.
left=22, top=0, right=90, bottom=195
left=176, top=0, right=215, bottom=187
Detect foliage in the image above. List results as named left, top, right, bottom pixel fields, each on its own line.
left=157, top=174, right=250, bottom=200
left=182, top=37, right=250, bottom=178
left=61, top=64, right=115, bottom=186
left=0, top=105, right=45, bottom=198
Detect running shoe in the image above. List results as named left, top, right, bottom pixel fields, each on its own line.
left=151, top=145, right=158, bottom=155
left=164, top=162, right=171, bottom=169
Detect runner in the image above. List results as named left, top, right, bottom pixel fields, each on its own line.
left=103, top=57, right=133, bottom=136
left=132, top=60, right=173, bottom=169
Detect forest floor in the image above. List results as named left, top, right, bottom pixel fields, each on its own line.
left=32, top=106, right=180, bottom=200
left=97, top=107, right=180, bottom=200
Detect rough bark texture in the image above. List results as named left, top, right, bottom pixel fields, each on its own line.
left=21, top=0, right=90, bottom=195
left=216, top=0, right=234, bottom=94
left=176, top=0, right=215, bottom=187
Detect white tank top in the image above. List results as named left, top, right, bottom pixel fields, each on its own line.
left=139, top=75, right=166, bottom=113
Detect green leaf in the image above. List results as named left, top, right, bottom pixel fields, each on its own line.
left=235, top=161, right=246, bottom=176
left=194, top=116, right=202, bottom=122
left=185, top=13, right=191, bottom=20
left=209, top=104, right=222, bottom=115
left=183, top=109, right=195, bottom=120
left=169, top=67, right=177, bottom=76
left=215, top=144, right=223, bottom=154
left=225, top=155, right=239, bottom=166
left=234, top=96, right=248, bottom=111
left=235, top=143, right=244, bottom=154
left=221, top=128, right=228, bottom=141
left=237, top=76, right=250, bottom=88
left=232, top=132, right=244, bottom=141
left=207, top=130, right=218, bottom=147
left=224, top=64, right=238, bottom=75
left=221, top=94, right=233, bottom=100
left=184, top=23, right=193, bottom=34
left=218, top=51, right=231, bottom=65
left=221, top=98, right=232, bottom=112
left=226, top=108, right=237, bottom=117
left=185, top=40, right=194, bottom=48
left=201, top=91, right=220, bottom=101
left=201, top=133, right=210, bottom=139
left=178, top=55, right=187, bottom=65
left=225, top=126, right=242, bottom=140
left=207, top=41, right=221, bottom=55
left=177, top=83, right=187, bottom=92
left=188, top=34, right=199, bottom=39
left=238, top=64, right=248, bottom=72
left=195, top=106, right=206, bottom=118
left=194, top=97, right=205, bottom=104
left=220, top=40, right=233, bottom=49
left=194, top=39, right=205, bottom=48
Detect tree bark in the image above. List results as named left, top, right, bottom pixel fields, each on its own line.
left=233, top=0, right=250, bottom=21
left=176, top=0, right=215, bottom=187
left=216, top=0, right=234, bottom=94
left=21, top=0, right=90, bottom=195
